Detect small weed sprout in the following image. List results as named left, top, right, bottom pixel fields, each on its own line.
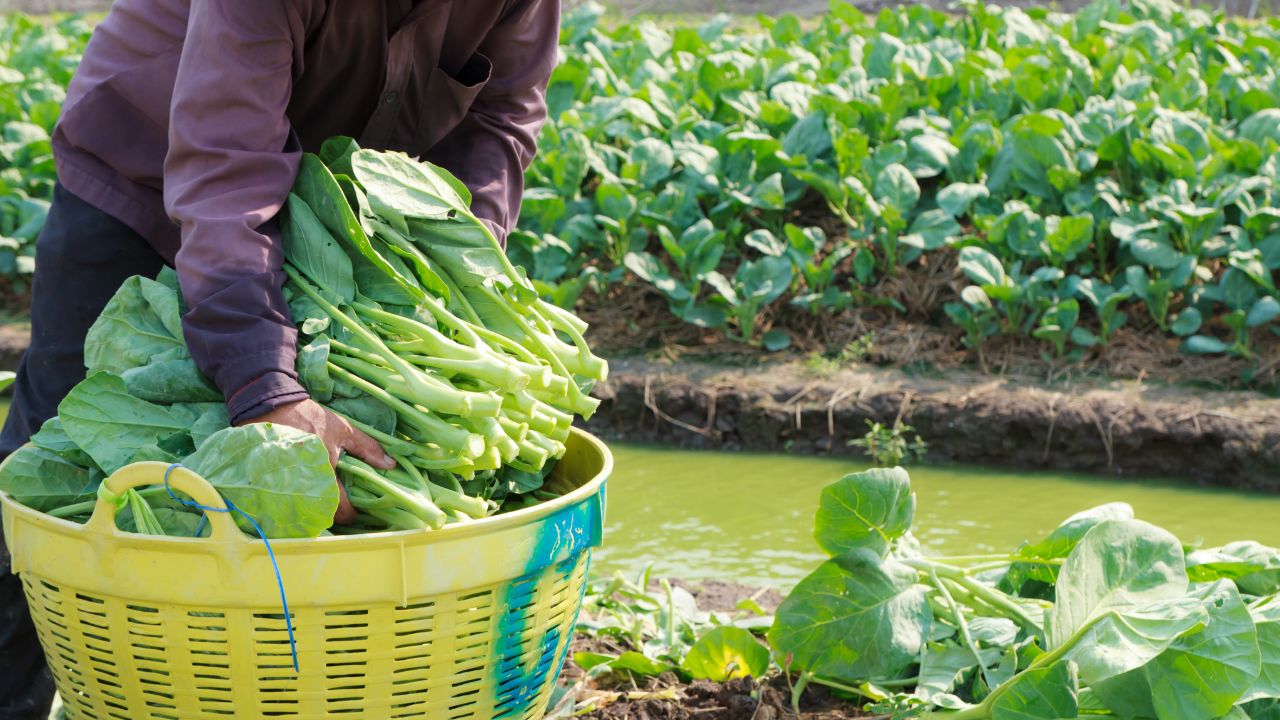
left=804, top=333, right=876, bottom=374
left=848, top=419, right=927, bottom=466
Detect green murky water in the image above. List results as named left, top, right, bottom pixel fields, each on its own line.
left=594, top=444, right=1280, bottom=587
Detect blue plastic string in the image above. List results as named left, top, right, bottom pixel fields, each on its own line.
left=162, top=463, right=299, bottom=673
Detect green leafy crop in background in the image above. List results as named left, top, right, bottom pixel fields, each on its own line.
left=0, top=15, right=91, bottom=291
left=513, top=0, right=1280, bottom=366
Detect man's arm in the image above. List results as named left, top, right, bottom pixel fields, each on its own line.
left=424, top=0, right=561, bottom=242
left=164, top=0, right=304, bottom=423
left=163, top=0, right=391, bottom=520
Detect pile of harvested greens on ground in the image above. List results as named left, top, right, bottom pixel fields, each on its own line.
left=0, top=137, right=608, bottom=538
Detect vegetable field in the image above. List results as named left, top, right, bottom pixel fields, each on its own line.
left=3, top=0, right=1280, bottom=381
left=521, top=0, right=1280, bottom=378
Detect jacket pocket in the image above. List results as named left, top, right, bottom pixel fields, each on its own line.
left=419, top=51, right=492, bottom=150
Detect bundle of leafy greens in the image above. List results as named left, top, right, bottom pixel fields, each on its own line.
left=769, top=468, right=1280, bottom=720
left=0, top=138, right=608, bottom=538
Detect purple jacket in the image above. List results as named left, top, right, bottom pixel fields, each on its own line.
left=51, top=0, right=559, bottom=422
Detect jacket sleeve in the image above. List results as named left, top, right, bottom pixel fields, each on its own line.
left=163, top=0, right=310, bottom=424
left=423, top=0, right=560, bottom=243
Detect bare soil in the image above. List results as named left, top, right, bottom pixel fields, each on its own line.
left=664, top=578, right=785, bottom=612
left=584, top=355, right=1280, bottom=487
left=582, top=272, right=1280, bottom=394
left=567, top=675, right=861, bottom=720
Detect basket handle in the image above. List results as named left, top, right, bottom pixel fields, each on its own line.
left=83, top=462, right=246, bottom=542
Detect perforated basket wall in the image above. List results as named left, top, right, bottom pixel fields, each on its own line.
left=24, top=552, right=589, bottom=719
left=2, top=430, right=611, bottom=720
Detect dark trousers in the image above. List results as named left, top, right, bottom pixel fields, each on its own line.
left=0, top=183, right=163, bottom=719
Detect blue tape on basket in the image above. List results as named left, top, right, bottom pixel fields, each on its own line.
left=162, top=463, right=299, bottom=673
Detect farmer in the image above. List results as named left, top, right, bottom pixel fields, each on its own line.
left=0, top=0, right=559, bottom=716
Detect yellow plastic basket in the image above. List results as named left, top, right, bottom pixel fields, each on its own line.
left=0, top=428, right=611, bottom=720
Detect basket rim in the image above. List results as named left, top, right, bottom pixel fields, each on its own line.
left=0, top=427, right=612, bottom=552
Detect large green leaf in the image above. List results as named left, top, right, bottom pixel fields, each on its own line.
left=120, top=358, right=221, bottom=404
left=747, top=173, right=786, bottom=210
left=1247, top=296, right=1280, bottom=328
left=625, top=251, right=692, bottom=303
left=315, top=135, right=357, bottom=175
left=1240, top=109, right=1280, bottom=148
left=990, top=118, right=1076, bottom=199
left=1050, top=519, right=1207, bottom=686
left=875, top=163, right=921, bottom=212
left=1181, top=335, right=1230, bottom=355
left=30, top=416, right=95, bottom=468
left=1241, top=700, right=1280, bottom=720
left=734, top=256, right=793, bottom=303
left=917, top=642, right=1004, bottom=697
left=768, top=549, right=930, bottom=682
left=283, top=193, right=356, bottom=303
left=0, top=445, right=95, bottom=512
left=185, top=404, right=230, bottom=449
left=350, top=149, right=465, bottom=220
left=327, top=395, right=397, bottom=436
left=293, top=154, right=427, bottom=305
left=902, top=209, right=962, bottom=251
left=574, top=651, right=677, bottom=678
left=1093, top=581, right=1261, bottom=720
left=906, top=133, right=958, bottom=178
left=629, top=137, right=676, bottom=188
left=1045, top=215, right=1093, bottom=264
left=184, top=424, right=339, bottom=539
left=681, top=626, right=771, bottom=681
left=409, top=216, right=521, bottom=292
left=1188, top=542, right=1280, bottom=596
left=813, top=467, right=915, bottom=558
left=59, top=372, right=189, bottom=474
left=296, top=337, right=334, bottom=403
left=959, top=246, right=1007, bottom=287
left=1128, top=237, right=1184, bottom=270
left=84, top=276, right=186, bottom=376
left=989, top=661, right=1079, bottom=720
left=1244, top=596, right=1280, bottom=702
left=937, top=182, right=991, bottom=217
left=1004, top=503, right=1134, bottom=590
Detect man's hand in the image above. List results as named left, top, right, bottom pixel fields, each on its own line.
left=237, top=398, right=395, bottom=525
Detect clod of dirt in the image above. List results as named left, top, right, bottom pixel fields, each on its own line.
left=655, top=579, right=785, bottom=613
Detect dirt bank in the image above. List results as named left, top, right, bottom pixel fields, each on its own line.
left=3, top=321, right=1275, bottom=484
left=584, top=356, right=1280, bottom=488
